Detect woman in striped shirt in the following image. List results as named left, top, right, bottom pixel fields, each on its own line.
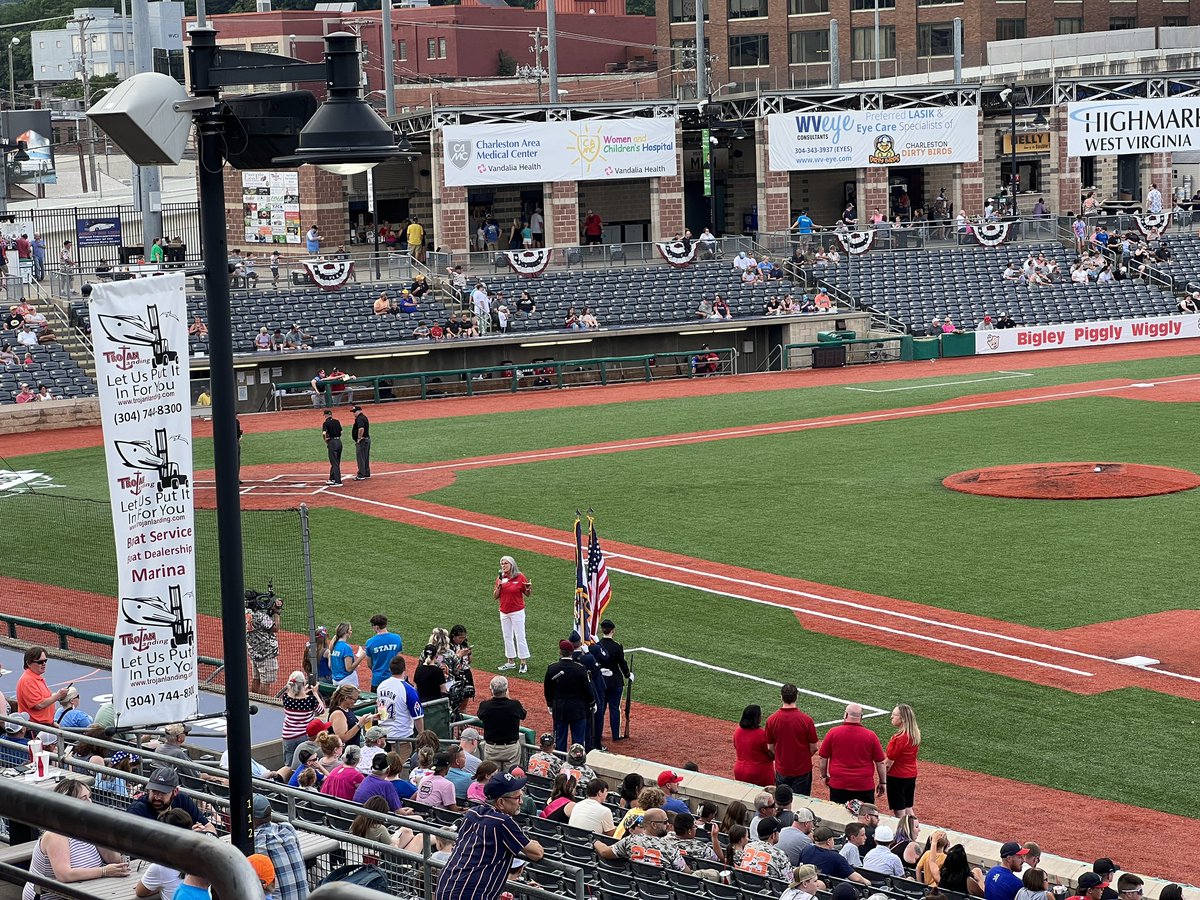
left=23, top=779, right=128, bottom=900
left=281, top=670, right=326, bottom=762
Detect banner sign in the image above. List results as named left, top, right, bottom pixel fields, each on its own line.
left=1067, top=98, right=1199, bottom=156
left=767, top=107, right=978, bottom=171
left=242, top=171, right=301, bottom=244
left=90, top=273, right=199, bottom=728
left=442, top=118, right=677, bottom=187
left=976, top=314, right=1200, bottom=355
left=77, top=216, right=123, bottom=248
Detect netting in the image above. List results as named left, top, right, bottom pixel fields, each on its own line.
left=0, top=492, right=311, bottom=698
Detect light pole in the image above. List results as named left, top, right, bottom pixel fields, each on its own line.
left=1007, top=82, right=1018, bottom=217
left=7, top=37, right=18, bottom=109
left=91, top=25, right=409, bottom=855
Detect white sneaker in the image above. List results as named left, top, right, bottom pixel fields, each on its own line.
left=518, top=664, right=528, bottom=674
left=498, top=662, right=517, bottom=671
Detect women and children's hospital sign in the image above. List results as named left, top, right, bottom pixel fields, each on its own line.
left=441, top=119, right=677, bottom=187
left=90, top=273, right=199, bottom=728
left=767, top=107, right=978, bottom=171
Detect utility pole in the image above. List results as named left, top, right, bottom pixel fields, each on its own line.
left=380, top=0, right=395, bottom=117
left=526, top=27, right=545, bottom=103
left=130, top=0, right=162, bottom=257
left=546, top=0, right=559, bottom=106
left=70, top=15, right=100, bottom=193
left=694, top=0, right=706, bottom=102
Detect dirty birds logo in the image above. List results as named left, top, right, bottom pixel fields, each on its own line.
left=867, top=133, right=901, bottom=165
left=568, top=124, right=606, bottom=174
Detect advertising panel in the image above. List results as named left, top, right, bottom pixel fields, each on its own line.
left=975, top=315, right=1200, bottom=354
left=77, top=216, right=124, bottom=248
left=90, top=273, right=199, bottom=727
left=242, top=171, right=301, bottom=244
left=1066, top=98, right=1200, bottom=156
left=767, top=107, right=978, bottom=171
left=442, top=118, right=677, bottom=187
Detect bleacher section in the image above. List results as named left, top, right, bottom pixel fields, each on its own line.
left=1156, top=232, right=1200, bottom=291
left=0, top=342, right=96, bottom=403
left=821, top=243, right=1174, bottom=331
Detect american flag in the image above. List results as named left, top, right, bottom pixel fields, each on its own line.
left=585, top=517, right=611, bottom=640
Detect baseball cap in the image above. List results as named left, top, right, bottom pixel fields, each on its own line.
left=1000, top=841, right=1029, bottom=859
left=794, top=864, right=819, bottom=883
left=600, top=619, right=615, bottom=630
left=371, top=753, right=389, bottom=771
left=306, top=719, right=329, bottom=739
left=538, top=732, right=555, bottom=747
left=1093, top=859, right=1120, bottom=877
left=1079, top=874, right=1105, bottom=892
left=558, top=639, right=574, bottom=654
left=61, top=686, right=79, bottom=704
left=4, top=712, right=30, bottom=734
left=794, top=807, right=815, bottom=823
left=147, top=767, right=180, bottom=791
left=247, top=853, right=275, bottom=888
left=163, top=723, right=189, bottom=739
left=251, top=794, right=273, bottom=818
left=36, top=731, right=59, bottom=746
left=364, top=726, right=387, bottom=743
left=874, top=824, right=895, bottom=843
left=813, top=826, right=837, bottom=843
left=831, top=883, right=860, bottom=900
left=756, top=816, right=781, bottom=839
left=315, top=625, right=328, bottom=637
left=351, top=405, right=362, bottom=412
left=567, top=743, right=587, bottom=762
left=657, top=770, right=683, bottom=788
left=484, top=771, right=527, bottom=800
left=323, top=409, right=333, bottom=416
left=460, top=728, right=481, bottom=742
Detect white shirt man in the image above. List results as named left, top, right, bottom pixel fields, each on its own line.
left=375, top=656, right=424, bottom=747
left=471, top=284, right=491, bottom=330
left=16, top=327, right=36, bottom=348
left=862, top=825, right=904, bottom=877
left=1147, top=184, right=1163, bottom=214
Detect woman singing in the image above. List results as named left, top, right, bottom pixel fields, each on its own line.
left=494, top=555, right=531, bottom=674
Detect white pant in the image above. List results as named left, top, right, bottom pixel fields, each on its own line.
left=501, top=609, right=529, bottom=660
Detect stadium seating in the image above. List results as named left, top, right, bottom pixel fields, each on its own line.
left=818, top=243, right=1176, bottom=331
left=0, top=342, right=96, bottom=403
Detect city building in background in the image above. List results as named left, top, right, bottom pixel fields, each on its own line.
left=31, top=4, right=184, bottom=85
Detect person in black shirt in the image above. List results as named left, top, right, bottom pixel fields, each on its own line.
left=543, top=639, right=594, bottom=751
left=351, top=404, right=370, bottom=480
left=236, top=416, right=243, bottom=484
left=476, top=674, right=527, bottom=773
left=593, top=619, right=632, bottom=742
left=321, top=409, right=343, bottom=486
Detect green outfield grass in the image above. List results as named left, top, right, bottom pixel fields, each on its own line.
left=3, top=352, right=1199, bottom=817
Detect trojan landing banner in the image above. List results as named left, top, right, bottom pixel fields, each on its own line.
left=90, top=273, right=199, bottom=727
left=767, top=107, right=978, bottom=171
left=1067, top=98, right=1200, bottom=155
left=442, top=118, right=677, bottom=187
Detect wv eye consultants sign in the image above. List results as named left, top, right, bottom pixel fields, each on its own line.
left=1067, top=98, right=1200, bottom=156
left=767, top=107, right=978, bottom=171
left=442, top=119, right=677, bottom=187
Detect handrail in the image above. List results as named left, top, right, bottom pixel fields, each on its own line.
left=0, top=779, right=263, bottom=900
left=293, top=347, right=736, bottom=406
left=0, top=612, right=222, bottom=670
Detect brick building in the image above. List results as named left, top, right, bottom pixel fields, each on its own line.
left=658, top=0, right=1199, bottom=95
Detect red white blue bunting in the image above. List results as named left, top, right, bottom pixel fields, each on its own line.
left=1134, top=214, right=1169, bottom=236
left=301, top=260, right=354, bottom=291
left=972, top=221, right=1011, bottom=247
left=504, top=249, right=553, bottom=277
left=656, top=241, right=699, bottom=267
left=834, top=230, right=876, bottom=255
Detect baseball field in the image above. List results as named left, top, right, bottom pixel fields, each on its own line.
left=1, top=339, right=1198, bottom=882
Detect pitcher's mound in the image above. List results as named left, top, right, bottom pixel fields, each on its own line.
left=943, top=463, right=1200, bottom=500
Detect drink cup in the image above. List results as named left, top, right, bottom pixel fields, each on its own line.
left=27, top=739, right=41, bottom=763
left=36, top=751, right=50, bottom=778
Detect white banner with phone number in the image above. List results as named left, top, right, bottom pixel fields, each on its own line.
left=90, top=273, right=199, bottom=727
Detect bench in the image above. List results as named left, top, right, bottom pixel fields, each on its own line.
left=0, top=838, right=39, bottom=866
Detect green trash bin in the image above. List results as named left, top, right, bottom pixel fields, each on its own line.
left=830, top=329, right=856, bottom=341
left=900, top=335, right=914, bottom=361
left=816, top=331, right=839, bottom=342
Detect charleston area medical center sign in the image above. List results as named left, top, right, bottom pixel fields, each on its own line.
left=442, top=119, right=676, bottom=187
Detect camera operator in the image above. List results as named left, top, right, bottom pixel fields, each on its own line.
left=245, top=587, right=283, bottom=695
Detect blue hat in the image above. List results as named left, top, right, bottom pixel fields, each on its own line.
left=569, top=630, right=582, bottom=644
left=484, top=772, right=527, bottom=801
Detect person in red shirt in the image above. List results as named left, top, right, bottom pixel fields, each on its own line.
left=818, top=703, right=886, bottom=804
left=16, top=646, right=67, bottom=726
left=884, top=703, right=921, bottom=817
left=494, top=555, right=531, bottom=674
left=764, top=684, right=819, bottom=795
left=583, top=209, right=603, bottom=245
left=732, top=704, right=775, bottom=787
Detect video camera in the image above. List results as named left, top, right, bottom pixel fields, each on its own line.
left=244, top=580, right=283, bottom=614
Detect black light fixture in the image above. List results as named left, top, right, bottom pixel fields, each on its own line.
left=273, top=32, right=407, bottom=175
left=1031, top=111, right=1048, bottom=128
left=733, top=122, right=748, bottom=140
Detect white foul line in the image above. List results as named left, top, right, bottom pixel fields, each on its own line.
left=336, top=493, right=1096, bottom=678
left=845, top=373, right=1035, bottom=393
left=626, top=646, right=887, bottom=718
